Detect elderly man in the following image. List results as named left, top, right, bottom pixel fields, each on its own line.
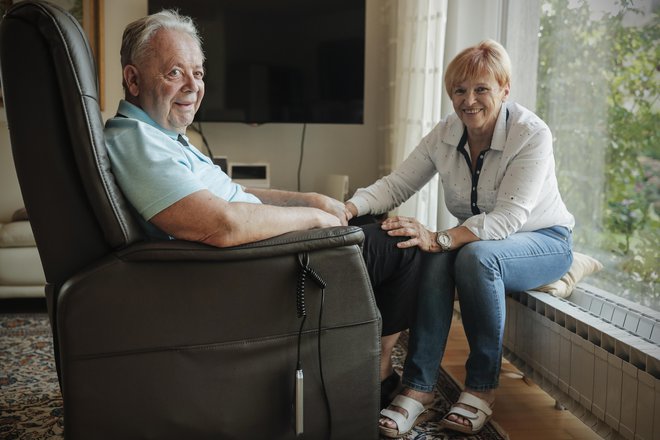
left=104, top=9, right=421, bottom=409
left=106, top=10, right=344, bottom=246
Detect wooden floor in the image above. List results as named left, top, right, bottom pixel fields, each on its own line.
left=441, top=317, right=603, bottom=440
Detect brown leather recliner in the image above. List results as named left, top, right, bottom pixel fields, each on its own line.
left=0, top=2, right=381, bottom=438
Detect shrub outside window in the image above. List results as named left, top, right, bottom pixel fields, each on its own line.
left=536, top=0, right=659, bottom=310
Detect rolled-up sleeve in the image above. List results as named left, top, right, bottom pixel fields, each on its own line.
left=349, top=132, right=439, bottom=216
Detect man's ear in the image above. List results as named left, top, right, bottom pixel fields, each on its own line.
left=123, top=65, right=140, bottom=97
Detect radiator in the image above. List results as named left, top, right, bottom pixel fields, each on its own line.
left=503, top=284, right=660, bottom=440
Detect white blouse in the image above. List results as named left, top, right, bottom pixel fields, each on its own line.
left=348, top=102, right=575, bottom=240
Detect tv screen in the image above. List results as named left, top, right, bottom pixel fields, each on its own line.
left=148, top=0, right=366, bottom=124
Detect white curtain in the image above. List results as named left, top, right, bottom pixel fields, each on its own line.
left=380, top=0, right=448, bottom=229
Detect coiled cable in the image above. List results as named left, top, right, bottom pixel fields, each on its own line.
left=295, top=252, right=331, bottom=438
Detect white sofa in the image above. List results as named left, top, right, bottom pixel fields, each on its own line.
left=0, top=123, right=45, bottom=297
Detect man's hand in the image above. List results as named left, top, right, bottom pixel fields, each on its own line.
left=245, top=188, right=348, bottom=226
left=309, top=193, right=349, bottom=226
left=315, top=208, right=343, bottom=228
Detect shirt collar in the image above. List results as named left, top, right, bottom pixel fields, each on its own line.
left=442, top=112, right=465, bottom=147
left=442, top=102, right=509, bottom=151
left=116, top=100, right=188, bottom=144
left=489, top=102, right=508, bottom=152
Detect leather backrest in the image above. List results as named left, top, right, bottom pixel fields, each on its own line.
left=0, top=1, right=143, bottom=286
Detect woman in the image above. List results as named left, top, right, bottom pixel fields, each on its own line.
left=345, top=40, right=574, bottom=437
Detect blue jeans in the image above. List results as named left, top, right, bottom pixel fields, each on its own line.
left=402, top=226, right=573, bottom=392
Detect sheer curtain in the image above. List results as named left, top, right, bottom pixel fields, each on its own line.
left=380, top=0, right=448, bottom=229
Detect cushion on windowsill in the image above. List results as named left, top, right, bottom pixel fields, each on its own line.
left=534, top=252, right=603, bottom=299
left=0, top=221, right=36, bottom=248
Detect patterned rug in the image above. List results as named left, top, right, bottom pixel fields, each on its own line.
left=0, top=314, right=63, bottom=439
left=387, top=331, right=507, bottom=440
left=0, top=314, right=507, bottom=440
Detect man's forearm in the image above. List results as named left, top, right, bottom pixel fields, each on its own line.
left=199, top=203, right=333, bottom=247
left=150, top=190, right=340, bottom=248
left=245, top=188, right=317, bottom=207
left=247, top=187, right=348, bottom=225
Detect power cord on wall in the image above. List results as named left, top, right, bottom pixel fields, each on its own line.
left=190, top=121, right=214, bottom=159
left=192, top=121, right=307, bottom=186
left=296, top=123, right=307, bottom=192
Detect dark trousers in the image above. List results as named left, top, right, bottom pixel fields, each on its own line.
left=353, top=219, right=422, bottom=336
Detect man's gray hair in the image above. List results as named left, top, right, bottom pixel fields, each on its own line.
left=120, top=9, right=203, bottom=70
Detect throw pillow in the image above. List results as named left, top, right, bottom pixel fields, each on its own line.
left=0, top=220, right=36, bottom=247
left=534, top=252, right=603, bottom=298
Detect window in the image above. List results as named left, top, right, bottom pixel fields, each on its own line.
left=536, top=0, right=659, bottom=310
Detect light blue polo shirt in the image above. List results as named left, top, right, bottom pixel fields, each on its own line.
left=105, top=100, right=261, bottom=238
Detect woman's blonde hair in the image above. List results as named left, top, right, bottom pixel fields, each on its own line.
left=444, top=39, right=511, bottom=96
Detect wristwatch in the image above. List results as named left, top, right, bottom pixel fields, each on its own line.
left=435, top=231, right=452, bottom=252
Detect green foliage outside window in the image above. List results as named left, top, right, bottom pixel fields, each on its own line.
left=537, top=0, right=659, bottom=309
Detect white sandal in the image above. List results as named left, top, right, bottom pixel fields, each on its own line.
left=440, top=391, right=493, bottom=434
left=379, top=394, right=433, bottom=438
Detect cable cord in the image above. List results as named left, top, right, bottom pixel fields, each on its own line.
left=296, top=262, right=307, bottom=370
left=296, top=123, right=307, bottom=192
left=191, top=121, right=214, bottom=159
left=295, top=253, right=331, bottom=439
left=317, top=286, right=331, bottom=437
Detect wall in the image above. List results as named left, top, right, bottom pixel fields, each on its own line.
left=102, top=0, right=386, bottom=194
left=0, top=0, right=383, bottom=203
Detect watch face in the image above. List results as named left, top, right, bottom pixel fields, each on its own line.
left=437, top=232, right=451, bottom=247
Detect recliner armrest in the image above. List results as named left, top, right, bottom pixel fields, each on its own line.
left=116, top=225, right=365, bottom=262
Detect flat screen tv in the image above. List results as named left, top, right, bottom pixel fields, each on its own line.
left=147, top=0, right=365, bottom=124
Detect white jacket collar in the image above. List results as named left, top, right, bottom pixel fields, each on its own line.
left=442, top=102, right=509, bottom=151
